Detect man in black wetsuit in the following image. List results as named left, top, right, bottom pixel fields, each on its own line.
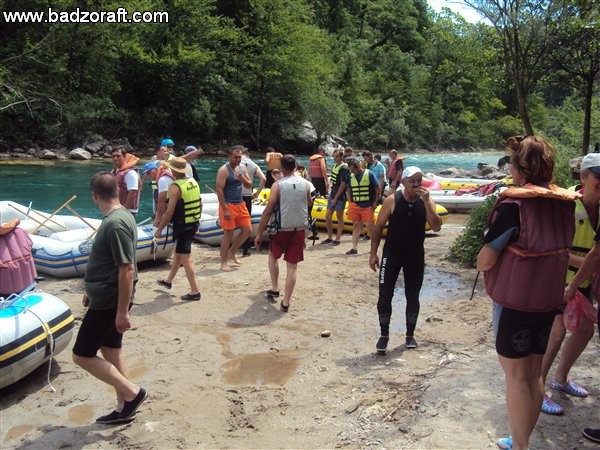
left=368, top=166, right=442, bottom=353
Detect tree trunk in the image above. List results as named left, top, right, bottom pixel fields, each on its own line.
left=515, top=82, right=534, bottom=136
left=582, top=75, right=594, bottom=155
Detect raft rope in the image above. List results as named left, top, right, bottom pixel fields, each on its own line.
left=0, top=284, right=57, bottom=392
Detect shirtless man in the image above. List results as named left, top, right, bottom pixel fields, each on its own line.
left=216, top=146, right=253, bottom=271
left=265, top=147, right=283, bottom=188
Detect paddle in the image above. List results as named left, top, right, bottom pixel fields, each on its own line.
left=2, top=281, right=37, bottom=307
left=205, top=184, right=217, bottom=193
left=30, top=195, right=77, bottom=235
left=65, top=204, right=97, bottom=231
left=7, top=203, right=63, bottom=233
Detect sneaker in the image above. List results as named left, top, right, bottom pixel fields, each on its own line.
left=497, top=436, right=512, bottom=449
left=157, top=279, right=172, bottom=289
left=321, top=238, right=333, bottom=244
left=346, top=248, right=358, bottom=255
left=96, top=410, right=135, bottom=425
left=362, top=235, right=370, bottom=241
left=376, top=336, right=389, bottom=353
left=181, top=292, right=201, bottom=301
left=331, top=240, right=341, bottom=246
left=583, top=428, right=600, bottom=444
left=550, top=378, right=589, bottom=397
left=406, top=336, right=417, bottom=349
left=541, top=395, right=564, bottom=415
left=119, top=388, right=148, bottom=421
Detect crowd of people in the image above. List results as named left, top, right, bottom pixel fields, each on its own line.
left=71, top=137, right=597, bottom=448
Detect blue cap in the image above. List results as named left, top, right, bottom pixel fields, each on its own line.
left=142, top=161, right=160, bottom=174
left=160, top=138, right=174, bottom=147
left=184, top=145, right=197, bottom=154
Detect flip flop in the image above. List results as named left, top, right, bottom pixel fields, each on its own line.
left=550, top=379, right=589, bottom=397
left=541, top=395, right=564, bottom=415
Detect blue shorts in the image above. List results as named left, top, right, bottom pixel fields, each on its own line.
left=327, top=196, right=346, bottom=212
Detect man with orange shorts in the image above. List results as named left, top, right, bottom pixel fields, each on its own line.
left=216, top=146, right=253, bottom=271
left=345, top=158, right=381, bottom=255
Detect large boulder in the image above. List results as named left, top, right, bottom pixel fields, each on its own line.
left=39, top=149, right=57, bottom=160
left=84, top=136, right=109, bottom=154
left=69, top=148, right=92, bottom=160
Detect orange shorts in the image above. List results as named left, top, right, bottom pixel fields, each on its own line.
left=218, top=203, right=251, bottom=231
left=347, top=202, right=374, bottom=223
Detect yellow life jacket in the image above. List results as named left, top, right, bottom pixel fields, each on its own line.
left=330, top=162, right=347, bottom=186
left=566, top=193, right=598, bottom=287
left=169, top=178, right=202, bottom=224
left=350, top=169, right=373, bottom=203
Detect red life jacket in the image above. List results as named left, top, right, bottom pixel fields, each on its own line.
left=308, top=154, right=325, bottom=179
left=484, top=184, right=578, bottom=312
left=113, top=167, right=141, bottom=210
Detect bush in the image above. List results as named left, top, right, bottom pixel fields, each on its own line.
left=448, top=195, right=498, bottom=267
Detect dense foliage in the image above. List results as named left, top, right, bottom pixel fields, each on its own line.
left=0, top=0, right=598, bottom=152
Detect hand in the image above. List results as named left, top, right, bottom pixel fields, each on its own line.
left=416, top=186, right=429, bottom=200
left=115, top=312, right=131, bottom=333
left=369, top=254, right=379, bottom=272
left=564, top=285, right=576, bottom=304
left=223, top=207, right=231, bottom=220
left=154, top=229, right=161, bottom=239
left=82, top=293, right=89, bottom=307
left=254, top=235, right=262, bottom=249
left=196, top=148, right=204, bottom=156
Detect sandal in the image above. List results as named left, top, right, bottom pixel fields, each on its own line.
left=266, top=290, right=280, bottom=298
left=550, top=378, right=589, bottom=397
left=280, top=301, right=289, bottom=312
left=541, top=395, right=564, bottom=415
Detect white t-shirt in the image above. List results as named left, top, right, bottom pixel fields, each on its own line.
left=157, top=175, right=174, bottom=194
left=121, top=170, right=140, bottom=213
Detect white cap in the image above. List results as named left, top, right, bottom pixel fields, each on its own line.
left=401, top=166, right=422, bottom=179
left=581, top=153, right=600, bottom=174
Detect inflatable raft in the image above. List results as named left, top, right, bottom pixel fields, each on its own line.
left=426, top=173, right=512, bottom=190
left=0, top=289, right=74, bottom=389
left=195, top=205, right=267, bottom=246
left=0, top=201, right=176, bottom=278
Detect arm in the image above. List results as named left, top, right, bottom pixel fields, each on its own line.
left=154, top=183, right=179, bottom=236
left=477, top=244, right=500, bottom=272
left=565, top=242, right=600, bottom=301
left=332, top=180, right=347, bottom=204
left=252, top=165, right=267, bottom=199
left=181, top=147, right=204, bottom=162
left=369, top=195, right=394, bottom=271
left=123, top=171, right=140, bottom=210
left=416, top=187, right=441, bottom=232
left=320, top=158, right=329, bottom=191
left=115, top=263, right=135, bottom=333
left=215, top=165, right=231, bottom=220
left=255, top=182, right=280, bottom=248
left=238, top=165, right=252, bottom=189
left=154, top=188, right=168, bottom=227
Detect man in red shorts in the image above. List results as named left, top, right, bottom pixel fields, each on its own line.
left=345, top=158, right=381, bottom=255
left=216, top=146, right=253, bottom=271
left=255, top=154, right=312, bottom=312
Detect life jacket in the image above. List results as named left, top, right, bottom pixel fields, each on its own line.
left=0, top=223, right=37, bottom=296
left=350, top=169, right=374, bottom=203
left=169, top=178, right=202, bottom=225
left=484, top=184, right=578, bottom=312
left=330, top=162, right=347, bottom=186
left=308, top=154, right=325, bottom=179
left=566, top=189, right=598, bottom=288
left=112, top=167, right=141, bottom=211
left=269, top=175, right=309, bottom=232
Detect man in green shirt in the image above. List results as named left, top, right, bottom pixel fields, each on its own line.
left=72, top=171, right=147, bottom=425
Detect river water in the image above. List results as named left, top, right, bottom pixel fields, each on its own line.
left=0, top=152, right=503, bottom=220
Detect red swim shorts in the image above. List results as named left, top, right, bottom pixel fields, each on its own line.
left=269, top=230, right=305, bottom=264
left=219, top=203, right=251, bottom=231
left=347, top=202, right=374, bottom=223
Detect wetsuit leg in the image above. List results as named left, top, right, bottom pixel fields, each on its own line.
left=377, top=252, right=402, bottom=336
left=241, top=195, right=253, bottom=253
left=402, top=251, right=424, bottom=337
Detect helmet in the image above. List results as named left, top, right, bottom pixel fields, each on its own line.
left=160, top=138, right=175, bottom=147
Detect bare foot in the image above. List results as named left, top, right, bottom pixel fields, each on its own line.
left=221, top=264, right=233, bottom=272
left=228, top=253, right=241, bottom=265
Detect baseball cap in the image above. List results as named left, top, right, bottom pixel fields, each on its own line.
left=160, top=138, right=175, bottom=147
left=142, top=161, right=160, bottom=174
left=184, top=145, right=197, bottom=154
left=580, top=153, right=600, bottom=174
left=401, top=166, right=422, bottom=179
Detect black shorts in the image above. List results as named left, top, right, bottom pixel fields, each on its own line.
left=73, top=307, right=123, bottom=357
left=493, top=304, right=558, bottom=358
left=174, top=226, right=197, bottom=254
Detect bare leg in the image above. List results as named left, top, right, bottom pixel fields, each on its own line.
left=335, top=209, right=344, bottom=241
left=100, top=347, right=130, bottom=411
left=351, top=221, right=362, bottom=250
left=553, top=316, right=594, bottom=383
left=541, top=314, right=565, bottom=383
left=220, top=230, right=234, bottom=271
left=282, top=262, right=298, bottom=307
left=228, top=226, right=252, bottom=265
left=268, top=253, right=279, bottom=292
left=73, top=353, right=140, bottom=405
left=498, top=354, right=544, bottom=450
left=325, top=208, right=334, bottom=240
left=180, top=253, right=199, bottom=294
left=165, top=252, right=182, bottom=283
left=366, top=221, right=374, bottom=238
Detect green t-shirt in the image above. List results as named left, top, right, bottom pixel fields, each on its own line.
left=84, top=207, right=138, bottom=310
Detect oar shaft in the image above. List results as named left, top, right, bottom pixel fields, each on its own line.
left=65, top=204, right=97, bottom=231
left=31, top=195, right=77, bottom=234
left=7, top=204, right=60, bottom=232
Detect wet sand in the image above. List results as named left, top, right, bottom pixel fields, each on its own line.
left=1, top=213, right=598, bottom=449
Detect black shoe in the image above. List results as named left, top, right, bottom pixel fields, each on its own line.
left=181, top=292, right=201, bottom=301
left=332, top=240, right=341, bottom=246
left=362, top=235, right=371, bottom=241
left=376, top=336, right=389, bottom=353
left=583, top=428, right=600, bottom=443
left=280, top=301, right=289, bottom=312
left=321, top=238, right=333, bottom=244
left=266, top=290, right=280, bottom=298
left=119, top=388, right=147, bottom=421
left=406, top=336, right=418, bottom=349
left=96, top=410, right=135, bottom=425
left=346, top=248, right=358, bottom=255
left=242, top=251, right=251, bottom=257
left=157, top=279, right=172, bottom=289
